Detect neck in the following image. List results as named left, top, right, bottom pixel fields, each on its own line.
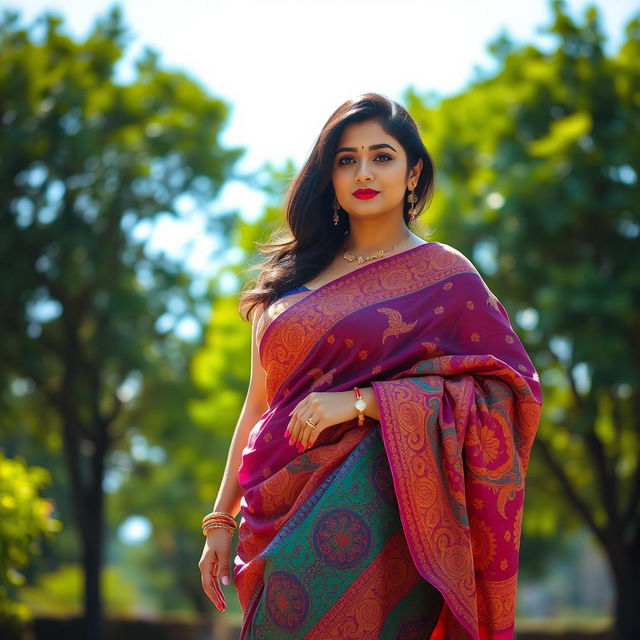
left=344, top=222, right=411, bottom=255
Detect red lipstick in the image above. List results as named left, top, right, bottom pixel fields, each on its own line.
left=352, top=189, right=380, bottom=200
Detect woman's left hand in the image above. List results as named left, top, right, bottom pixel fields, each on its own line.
left=285, top=391, right=357, bottom=452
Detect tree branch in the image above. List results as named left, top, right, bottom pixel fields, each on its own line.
left=535, top=436, right=608, bottom=549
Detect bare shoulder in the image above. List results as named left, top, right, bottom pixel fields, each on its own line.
left=249, top=300, right=268, bottom=327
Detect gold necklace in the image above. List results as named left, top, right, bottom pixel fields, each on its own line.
left=342, top=231, right=411, bottom=265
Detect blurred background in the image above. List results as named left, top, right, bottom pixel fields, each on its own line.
left=1, top=0, right=638, bottom=638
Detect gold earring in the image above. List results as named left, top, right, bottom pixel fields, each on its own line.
left=407, top=186, right=418, bottom=221
left=332, top=197, right=340, bottom=226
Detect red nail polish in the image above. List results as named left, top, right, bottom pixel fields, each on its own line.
left=284, top=429, right=290, bottom=438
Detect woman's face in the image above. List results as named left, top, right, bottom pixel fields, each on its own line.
left=331, top=119, right=422, bottom=220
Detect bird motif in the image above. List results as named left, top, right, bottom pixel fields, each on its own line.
left=306, top=367, right=337, bottom=390
left=377, top=307, right=417, bottom=344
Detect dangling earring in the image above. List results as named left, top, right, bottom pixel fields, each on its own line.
left=332, top=197, right=340, bottom=226
left=407, top=185, right=418, bottom=221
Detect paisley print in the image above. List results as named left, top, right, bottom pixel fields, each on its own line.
left=235, top=241, right=542, bottom=640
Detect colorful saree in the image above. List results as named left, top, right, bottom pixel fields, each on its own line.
left=235, top=241, right=542, bottom=639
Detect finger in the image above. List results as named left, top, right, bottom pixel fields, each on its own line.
left=208, top=558, right=225, bottom=608
left=298, top=414, right=319, bottom=449
left=306, top=423, right=319, bottom=450
left=212, top=577, right=226, bottom=611
left=293, top=411, right=313, bottom=448
left=287, top=400, right=309, bottom=444
left=285, top=402, right=300, bottom=439
left=210, top=561, right=226, bottom=605
left=208, top=560, right=224, bottom=608
left=288, top=409, right=304, bottom=446
left=305, top=417, right=323, bottom=449
left=200, top=561, right=221, bottom=608
left=217, top=559, right=233, bottom=588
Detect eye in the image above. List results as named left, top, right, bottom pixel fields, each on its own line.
left=337, top=153, right=393, bottom=166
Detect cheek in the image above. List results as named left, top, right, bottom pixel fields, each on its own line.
left=332, top=171, right=349, bottom=192
left=384, top=165, right=408, bottom=181
left=379, top=169, right=405, bottom=188
left=383, top=169, right=409, bottom=192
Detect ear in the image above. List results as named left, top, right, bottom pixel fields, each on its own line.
left=409, top=158, right=423, bottom=187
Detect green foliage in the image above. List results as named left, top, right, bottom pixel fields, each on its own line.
left=0, top=452, right=61, bottom=628
left=3, top=0, right=639, bottom=629
left=405, top=0, right=640, bottom=604
left=0, top=4, right=244, bottom=625
left=19, top=563, right=139, bottom=616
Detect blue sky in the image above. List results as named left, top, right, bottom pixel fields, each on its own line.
left=7, top=0, right=639, bottom=293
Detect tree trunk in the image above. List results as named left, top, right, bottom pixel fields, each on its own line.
left=82, top=452, right=106, bottom=640
left=606, top=535, right=640, bottom=640
left=614, top=584, right=640, bottom=640
left=83, top=532, right=104, bottom=640
left=61, top=411, right=108, bottom=640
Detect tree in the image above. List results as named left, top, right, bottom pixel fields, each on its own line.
left=0, top=7, right=243, bottom=638
left=405, top=0, right=639, bottom=636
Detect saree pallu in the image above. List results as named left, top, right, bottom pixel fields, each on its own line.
left=235, top=241, right=542, bottom=639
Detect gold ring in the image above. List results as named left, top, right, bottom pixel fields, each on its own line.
left=305, top=418, right=317, bottom=429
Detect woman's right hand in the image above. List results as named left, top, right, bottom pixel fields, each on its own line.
left=198, top=528, right=234, bottom=611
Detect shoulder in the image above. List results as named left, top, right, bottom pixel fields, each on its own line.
left=426, top=241, right=499, bottom=301
left=426, top=241, right=479, bottom=275
left=429, top=242, right=507, bottom=318
left=249, top=301, right=268, bottom=328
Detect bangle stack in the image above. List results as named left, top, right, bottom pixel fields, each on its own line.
left=202, top=511, right=238, bottom=536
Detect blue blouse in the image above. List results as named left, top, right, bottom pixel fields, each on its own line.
left=277, top=285, right=310, bottom=300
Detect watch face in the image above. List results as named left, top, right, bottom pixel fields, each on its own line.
left=355, top=398, right=366, bottom=411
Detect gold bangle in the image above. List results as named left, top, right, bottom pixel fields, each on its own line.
left=202, top=521, right=235, bottom=529
left=202, top=512, right=236, bottom=524
left=203, top=523, right=235, bottom=536
left=202, top=510, right=236, bottom=523
left=202, top=516, right=236, bottom=525
left=202, top=516, right=237, bottom=528
left=203, top=524, right=234, bottom=532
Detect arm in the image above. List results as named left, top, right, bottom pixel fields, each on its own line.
left=210, top=302, right=269, bottom=518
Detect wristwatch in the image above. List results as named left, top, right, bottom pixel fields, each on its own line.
left=353, top=386, right=367, bottom=426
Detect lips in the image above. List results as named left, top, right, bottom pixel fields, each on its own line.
left=352, top=189, right=380, bottom=200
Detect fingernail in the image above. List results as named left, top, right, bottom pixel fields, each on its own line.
left=221, top=575, right=229, bottom=585
left=289, top=438, right=293, bottom=446
left=284, top=430, right=290, bottom=438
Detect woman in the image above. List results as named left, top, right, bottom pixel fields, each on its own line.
left=198, top=93, right=542, bottom=639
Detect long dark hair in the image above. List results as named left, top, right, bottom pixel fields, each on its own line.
left=238, top=92, right=437, bottom=322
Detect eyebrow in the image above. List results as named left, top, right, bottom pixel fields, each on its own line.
left=335, top=143, right=397, bottom=154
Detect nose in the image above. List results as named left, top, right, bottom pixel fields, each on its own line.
left=355, top=160, right=373, bottom=182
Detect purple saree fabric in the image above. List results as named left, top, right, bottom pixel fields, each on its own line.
left=234, top=241, right=542, bottom=639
